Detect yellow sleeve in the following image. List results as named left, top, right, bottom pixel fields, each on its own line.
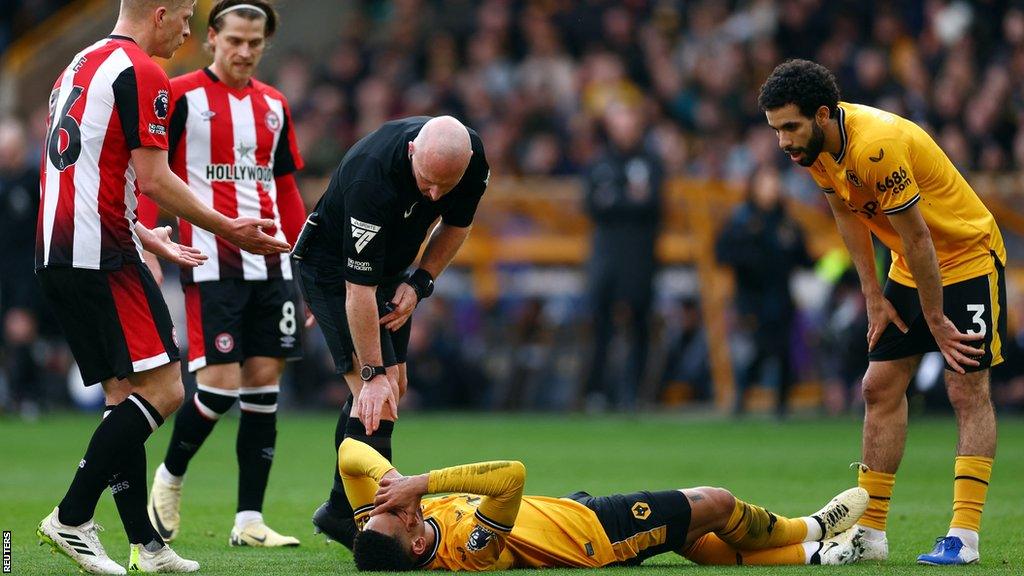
left=858, top=140, right=921, bottom=215
left=428, top=460, right=525, bottom=533
left=338, top=438, right=396, bottom=526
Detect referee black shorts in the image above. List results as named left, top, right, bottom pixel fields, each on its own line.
left=294, top=250, right=411, bottom=375
left=566, top=489, right=692, bottom=566
left=870, top=255, right=1007, bottom=372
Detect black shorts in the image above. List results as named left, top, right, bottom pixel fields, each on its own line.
left=182, top=278, right=303, bottom=372
left=37, top=263, right=180, bottom=385
left=566, top=489, right=691, bottom=566
left=295, top=257, right=410, bottom=375
left=870, top=259, right=1008, bottom=371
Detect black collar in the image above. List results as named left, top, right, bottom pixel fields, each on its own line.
left=203, top=67, right=220, bottom=83
left=107, top=34, right=137, bottom=44
left=415, top=517, right=441, bottom=568
left=832, top=106, right=848, bottom=163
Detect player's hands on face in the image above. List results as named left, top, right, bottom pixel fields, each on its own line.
left=356, top=374, right=398, bottom=435
left=224, top=217, right=291, bottom=255
left=147, top=226, right=208, bottom=269
left=380, top=283, right=418, bottom=332
left=866, top=295, right=909, bottom=352
left=372, top=473, right=428, bottom=520
left=929, top=315, right=983, bottom=374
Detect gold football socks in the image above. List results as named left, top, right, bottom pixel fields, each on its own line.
left=718, top=498, right=809, bottom=549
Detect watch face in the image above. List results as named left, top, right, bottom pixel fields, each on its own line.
left=361, top=366, right=372, bottom=381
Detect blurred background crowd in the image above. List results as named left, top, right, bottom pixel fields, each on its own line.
left=2, top=0, right=1023, bottom=420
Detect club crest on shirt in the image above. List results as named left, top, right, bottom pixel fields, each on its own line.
left=265, top=110, right=281, bottom=131
left=846, top=170, right=864, bottom=187
left=466, top=525, right=495, bottom=551
left=215, top=332, right=234, bottom=353
left=153, top=90, right=169, bottom=120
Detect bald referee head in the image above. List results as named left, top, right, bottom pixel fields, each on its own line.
left=407, top=116, right=474, bottom=202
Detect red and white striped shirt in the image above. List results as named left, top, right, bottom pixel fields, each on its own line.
left=36, top=35, right=171, bottom=271
left=167, top=68, right=304, bottom=283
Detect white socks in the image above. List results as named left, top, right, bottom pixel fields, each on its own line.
left=947, top=527, right=979, bottom=550
left=156, top=463, right=184, bottom=487
left=856, top=524, right=886, bottom=541
left=802, top=541, right=820, bottom=564
left=235, top=510, right=263, bottom=529
left=802, top=517, right=823, bottom=541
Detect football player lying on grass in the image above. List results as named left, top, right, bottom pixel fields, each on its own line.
left=338, top=439, right=869, bottom=571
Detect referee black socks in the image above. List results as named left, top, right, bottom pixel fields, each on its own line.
left=327, top=396, right=355, bottom=516
left=59, top=393, right=164, bottom=527
left=163, top=385, right=238, bottom=477
left=344, top=416, right=394, bottom=461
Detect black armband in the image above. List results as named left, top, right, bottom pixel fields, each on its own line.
left=404, top=268, right=435, bottom=300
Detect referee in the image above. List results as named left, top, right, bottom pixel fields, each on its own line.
left=295, top=115, right=489, bottom=547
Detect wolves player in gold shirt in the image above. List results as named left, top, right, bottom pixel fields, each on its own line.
left=759, top=60, right=1007, bottom=565
left=338, top=439, right=868, bottom=570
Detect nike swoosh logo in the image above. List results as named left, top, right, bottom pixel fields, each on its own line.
left=250, top=535, right=267, bottom=543
left=824, top=541, right=839, bottom=553
left=150, top=504, right=175, bottom=539
left=869, top=148, right=884, bottom=162
left=404, top=203, right=417, bottom=218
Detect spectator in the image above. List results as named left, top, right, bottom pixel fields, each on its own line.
left=0, top=118, right=46, bottom=418
left=581, top=101, right=663, bottom=411
left=716, top=164, right=814, bottom=418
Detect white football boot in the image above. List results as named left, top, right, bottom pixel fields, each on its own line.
left=810, top=487, right=869, bottom=538
left=37, top=507, right=126, bottom=575
left=127, top=543, right=199, bottom=573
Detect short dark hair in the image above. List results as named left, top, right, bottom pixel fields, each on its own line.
left=757, top=59, right=841, bottom=119
left=353, top=529, right=416, bottom=572
left=208, top=0, right=278, bottom=37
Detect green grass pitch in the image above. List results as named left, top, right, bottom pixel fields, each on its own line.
left=1, top=413, right=1021, bottom=574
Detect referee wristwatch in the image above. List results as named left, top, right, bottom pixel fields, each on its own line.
left=360, top=364, right=387, bottom=382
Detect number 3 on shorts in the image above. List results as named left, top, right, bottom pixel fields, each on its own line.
left=966, top=304, right=986, bottom=336
left=280, top=301, right=297, bottom=336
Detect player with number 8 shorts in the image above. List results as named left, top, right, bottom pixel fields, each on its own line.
left=137, top=0, right=307, bottom=549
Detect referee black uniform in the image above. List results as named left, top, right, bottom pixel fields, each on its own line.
left=296, top=116, right=489, bottom=546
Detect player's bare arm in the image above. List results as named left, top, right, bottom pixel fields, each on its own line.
left=132, top=146, right=290, bottom=256
left=380, top=223, right=471, bottom=331
left=823, top=190, right=908, bottom=350
left=886, top=205, right=982, bottom=373
left=346, top=281, right=398, bottom=434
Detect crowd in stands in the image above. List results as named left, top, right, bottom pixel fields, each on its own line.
left=3, top=0, right=1024, bottom=416
left=278, top=1, right=1024, bottom=190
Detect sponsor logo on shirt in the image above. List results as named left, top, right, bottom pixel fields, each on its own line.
left=347, top=258, right=373, bottom=272
left=350, top=217, right=380, bottom=254
left=205, top=164, right=274, bottom=183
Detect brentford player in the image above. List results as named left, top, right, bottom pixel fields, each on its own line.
left=139, top=0, right=306, bottom=548
left=34, top=1, right=290, bottom=574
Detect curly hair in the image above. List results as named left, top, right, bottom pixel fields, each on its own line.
left=353, top=529, right=416, bottom=572
left=757, top=59, right=841, bottom=119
